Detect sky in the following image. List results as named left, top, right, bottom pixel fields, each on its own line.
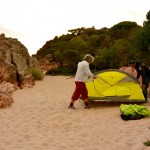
left=0, top=0, right=150, bottom=55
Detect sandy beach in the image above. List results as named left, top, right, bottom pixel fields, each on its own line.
left=0, top=76, right=150, bottom=150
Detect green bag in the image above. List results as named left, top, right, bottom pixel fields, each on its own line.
left=120, top=104, right=150, bottom=120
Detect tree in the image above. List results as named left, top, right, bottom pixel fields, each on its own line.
left=143, top=10, right=150, bottom=26
left=108, top=21, right=138, bottom=40
left=134, top=26, right=150, bottom=59
left=109, top=39, right=130, bottom=68
left=132, top=11, right=150, bottom=63
left=93, top=48, right=110, bottom=70
left=69, top=36, right=88, bottom=52
left=63, top=49, right=81, bottom=68
left=88, top=34, right=99, bottom=48
left=54, top=51, right=63, bottom=68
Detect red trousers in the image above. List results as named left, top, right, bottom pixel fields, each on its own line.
left=71, top=82, right=88, bottom=101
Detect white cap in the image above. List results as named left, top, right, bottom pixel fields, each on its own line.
left=84, top=54, right=94, bottom=62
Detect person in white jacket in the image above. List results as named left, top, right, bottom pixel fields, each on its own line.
left=68, top=54, right=97, bottom=109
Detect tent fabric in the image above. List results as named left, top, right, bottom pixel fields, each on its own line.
left=86, top=69, right=146, bottom=102
left=120, top=104, right=150, bottom=120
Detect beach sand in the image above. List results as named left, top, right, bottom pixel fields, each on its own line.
left=0, top=76, right=150, bottom=150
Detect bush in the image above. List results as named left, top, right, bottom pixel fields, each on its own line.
left=45, top=67, right=76, bottom=76
left=28, top=68, right=44, bottom=80
left=143, top=140, right=150, bottom=146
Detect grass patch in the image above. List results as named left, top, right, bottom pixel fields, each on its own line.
left=28, top=68, right=44, bottom=80
left=143, top=140, right=150, bottom=146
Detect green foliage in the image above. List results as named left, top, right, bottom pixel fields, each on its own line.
left=68, top=27, right=97, bottom=36
left=45, top=67, right=76, bottom=76
left=51, top=41, right=69, bottom=53
left=59, top=34, right=73, bottom=41
left=88, top=34, right=99, bottom=47
left=134, top=11, right=150, bottom=62
left=54, top=51, right=63, bottom=67
left=63, top=49, right=81, bottom=68
left=93, top=48, right=110, bottom=69
left=110, top=21, right=137, bottom=30
left=45, top=68, right=62, bottom=75
left=68, top=27, right=85, bottom=35
left=35, top=10, right=150, bottom=71
left=146, top=10, right=150, bottom=20
left=143, top=140, right=150, bottom=146
left=28, top=68, right=44, bottom=80
left=82, top=26, right=97, bottom=35
left=108, top=21, right=138, bottom=40
left=143, top=10, right=150, bottom=26
left=96, top=35, right=112, bottom=49
left=109, top=39, right=130, bottom=68
left=69, top=36, right=88, bottom=52
left=134, top=26, right=150, bottom=54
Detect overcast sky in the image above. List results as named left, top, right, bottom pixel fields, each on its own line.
left=0, top=0, right=150, bottom=55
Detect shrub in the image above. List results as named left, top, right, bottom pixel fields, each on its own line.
left=45, top=67, right=76, bottom=76
left=28, top=68, right=44, bottom=80
left=143, top=140, right=150, bottom=146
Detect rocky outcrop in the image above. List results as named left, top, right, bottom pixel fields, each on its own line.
left=38, top=54, right=57, bottom=71
left=0, top=33, right=42, bottom=108
left=0, top=81, right=17, bottom=108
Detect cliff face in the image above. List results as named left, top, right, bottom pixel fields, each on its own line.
left=0, top=33, right=41, bottom=108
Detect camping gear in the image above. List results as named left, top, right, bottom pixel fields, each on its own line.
left=86, top=69, right=146, bottom=102
left=120, top=104, right=150, bottom=120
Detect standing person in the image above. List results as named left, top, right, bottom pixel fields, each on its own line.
left=144, top=64, right=150, bottom=99
left=136, top=63, right=150, bottom=100
left=148, top=66, right=150, bottom=99
left=147, top=65, right=150, bottom=98
left=68, top=54, right=97, bottom=109
left=148, top=82, right=150, bottom=99
left=120, top=60, right=137, bottom=78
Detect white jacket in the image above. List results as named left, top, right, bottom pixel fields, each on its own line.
left=75, top=60, right=93, bottom=82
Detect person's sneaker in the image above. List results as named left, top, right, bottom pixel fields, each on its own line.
left=68, top=105, right=76, bottom=109
left=84, top=106, right=91, bottom=109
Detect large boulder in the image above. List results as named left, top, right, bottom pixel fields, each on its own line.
left=0, top=94, right=14, bottom=108
left=0, top=33, right=41, bottom=87
left=0, top=33, right=42, bottom=108
left=0, top=81, right=17, bottom=108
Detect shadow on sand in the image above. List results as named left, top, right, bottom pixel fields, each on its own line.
left=88, top=100, right=147, bottom=108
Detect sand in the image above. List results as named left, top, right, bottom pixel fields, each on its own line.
left=0, top=76, right=150, bottom=150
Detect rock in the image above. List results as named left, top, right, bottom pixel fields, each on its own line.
left=0, top=81, right=18, bottom=96
left=0, top=33, right=42, bottom=87
left=0, top=94, right=14, bottom=108
left=0, top=33, right=42, bottom=109
left=38, top=54, right=57, bottom=71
